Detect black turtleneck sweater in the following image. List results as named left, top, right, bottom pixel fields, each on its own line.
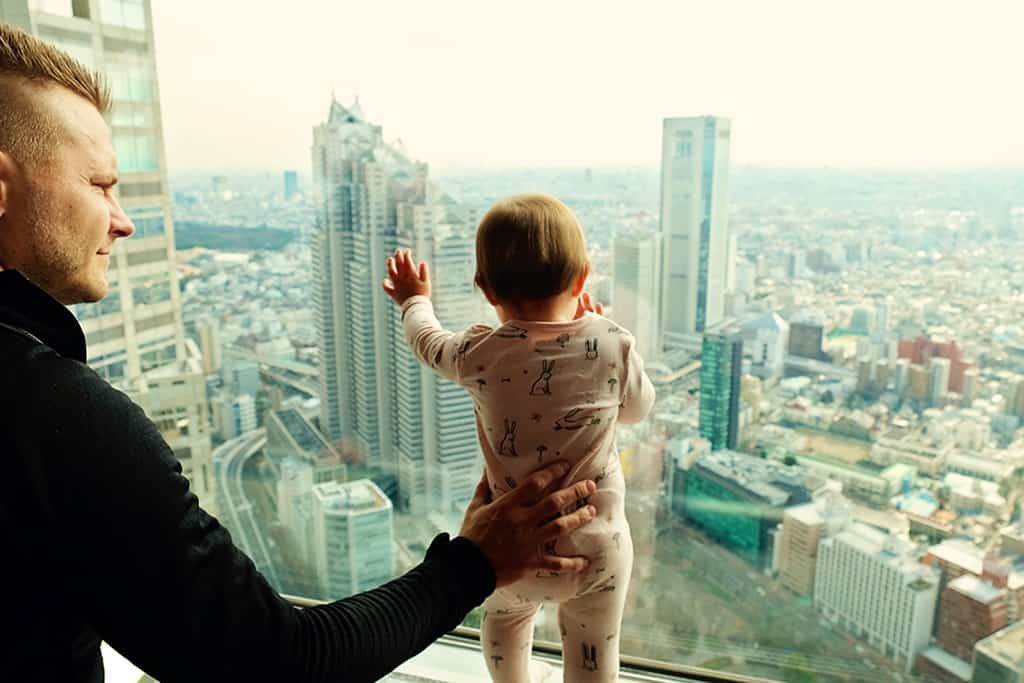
left=0, top=269, right=495, bottom=682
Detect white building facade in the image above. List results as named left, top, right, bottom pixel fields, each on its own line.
left=658, top=116, right=732, bottom=344
left=311, top=479, right=394, bottom=600
left=815, top=523, right=940, bottom=672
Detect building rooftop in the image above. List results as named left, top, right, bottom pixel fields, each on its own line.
left=919, top=646, right=972, bottom=681
left=313, top=479, right=392, bottom=513
left=927, top=539, right=985, bottom=575
left=275, top=408, right=328, bottom=456
left=833, top=523, right=933, bottom=582
left=741, top=312, right=789, bottom=333
left=975, top=621, right=1024, bottom=672
left=695, top=450, right=806, bottom=507
left=949, top=574, right=1005, bottom=604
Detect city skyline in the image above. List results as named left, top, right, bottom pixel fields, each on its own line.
left=6, top=3, right=1024, bottom=681
left=148, top=1, right=1024, bottom=171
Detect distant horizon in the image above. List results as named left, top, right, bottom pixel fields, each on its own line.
left=167, top=163, right=1024, bottom=177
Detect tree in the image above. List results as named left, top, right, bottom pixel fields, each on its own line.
left=784, top=455, right=798, bottom=467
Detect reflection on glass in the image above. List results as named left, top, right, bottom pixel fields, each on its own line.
left=100, top=0, right=145, bottom=30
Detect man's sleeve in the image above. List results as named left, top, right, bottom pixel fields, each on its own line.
left=29, top=356, right=495, bottom=683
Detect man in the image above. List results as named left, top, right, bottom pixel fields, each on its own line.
left=0, top=23, right=597, bottom=682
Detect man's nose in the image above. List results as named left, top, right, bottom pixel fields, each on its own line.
left=110, top=196, right=135, bottom=238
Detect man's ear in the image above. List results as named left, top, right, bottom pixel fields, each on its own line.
left=0, top=150, right=12, bottom=222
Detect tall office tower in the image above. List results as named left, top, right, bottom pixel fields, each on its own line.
left=311, top=479, right=394, bottom=600
left=276, top=456, right=316, bottom=595
left=211, top=393, right=257, bottom=441
left=658, top=116, right=731, bottom=346
left=1007, top=377, right=1024, bottom=418
left=699, top=321, right=743, bottom=451
left=4, top=0, right=215, bottom=511
left=725, top=233, right=738, bottom=293
left=875, top=296, right=893, bottom=342
left=312, top=97, right=398, bottom=469
left=786, top=249, right=807, bottom=281
left=850, top=306, right=876, bottom=335
left=197, top=316, right=222, bottom=375
left=392, top=190, right=481, bottom=514
left=613, top=232, right=662, bottom=359
left=895, top=358, right=912, bottom=396
left=815, top=524, right=941, bottom=673
left=312, top=97, right=481, bottom=512
left=789, top=321, right=827, bottom=361
left=283, top=169, right=299, bottom=199
left=931, top=357, right=953, bottom=406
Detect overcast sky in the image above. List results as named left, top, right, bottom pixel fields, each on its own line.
left=150, top=0, right=1023, bottom=172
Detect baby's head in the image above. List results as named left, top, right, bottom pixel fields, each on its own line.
left=475, top=194, right=590, bottom=313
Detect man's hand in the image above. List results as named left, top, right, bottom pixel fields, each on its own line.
left=574, top=291, right=604, bottom=320
left=383, top=248, right=432, bottom=305
left=458, top=462, right=596, bottom=587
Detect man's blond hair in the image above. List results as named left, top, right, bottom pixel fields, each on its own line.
left=475, top=194, right=590, bottom=303
left=0, top=22, right=110, bottom=167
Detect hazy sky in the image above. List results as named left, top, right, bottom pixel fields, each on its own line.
left=151, top=1, right=1023, bottom=172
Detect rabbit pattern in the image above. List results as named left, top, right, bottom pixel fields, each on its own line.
left=400, top=296, right=655, bottom=683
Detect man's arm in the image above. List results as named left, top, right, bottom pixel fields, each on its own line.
left=29, top=357, right=492, bottom=683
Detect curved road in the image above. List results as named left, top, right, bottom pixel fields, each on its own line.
left=213, top=429, right=281, bottom=588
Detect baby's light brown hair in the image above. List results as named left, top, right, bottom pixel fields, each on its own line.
left=475, top=194, right=589, bottom=303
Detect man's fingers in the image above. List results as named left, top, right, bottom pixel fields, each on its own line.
left=595, top=302, right=604, bottom=315
left=535, top=505, right=596, bottom=543
left=382, top=279, right=396, bottom=295
left=468, top=474, right=491, bottom=510
left=419, top=261, right=429, bottom=284
left=536, top=553, right=590, bottom=574
left=526, top=480, right=596, bottom=525
left=501, top=461, right=570, bottom=507
left=387, top=257, right=399, bottom=281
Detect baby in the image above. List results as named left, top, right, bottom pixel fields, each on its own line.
left=383, top=193, right=655, bottom=682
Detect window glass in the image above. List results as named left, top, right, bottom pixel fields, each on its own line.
left=100, top=0, right=146, bottom=29
left=30, top=3, right=1024, bottom=682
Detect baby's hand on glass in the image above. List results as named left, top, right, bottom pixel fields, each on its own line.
left=574, top=291, right=604, bottom=319
left=383, top=248, right=432, bottom=305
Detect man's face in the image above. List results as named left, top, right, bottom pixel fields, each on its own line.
left=0, top=83, right=135, bottom=304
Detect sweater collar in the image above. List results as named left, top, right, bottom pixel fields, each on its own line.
left=0, top=270, right=87, bottom=362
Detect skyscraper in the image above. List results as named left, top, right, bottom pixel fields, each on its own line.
left=311, top=479, right=394, bottom=600
left=283, top=169, right=299, bottom=199
left=6, top=0, right=215, bottom=511
left=613, top=232, right=661, bottom=359
left=699, top=321, right=743, bottom=451
left=931, top=357, right=953, bottom=406
left=312, top=97, right=481, bottom=513
left=658, top=116, right=732, bottom=345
